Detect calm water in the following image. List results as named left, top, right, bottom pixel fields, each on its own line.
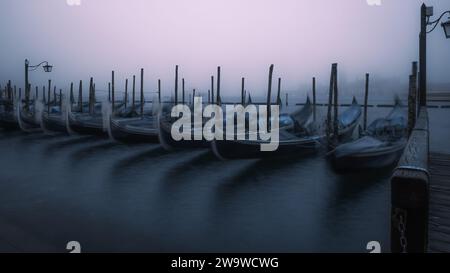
left=0, top=103, right=448, bottom=253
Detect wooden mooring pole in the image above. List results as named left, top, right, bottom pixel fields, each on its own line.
left=312, top=77, right=316, bottom=122
left=217, top=67, right=221, bottom=106
left=266, top=64, right=274, bottom=130
left=140, top=68, right=144, bottom=117
left=78, top=80, right=82, bottom=113
left=111, top=71, right=115, bottom=112
left=363, top=73, right=369, bottom=131
left=182, top=78, right=185, bottom=104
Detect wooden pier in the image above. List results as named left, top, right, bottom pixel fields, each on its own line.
left=428, top=153, right=450, bottom=253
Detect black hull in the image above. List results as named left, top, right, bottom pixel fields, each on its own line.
left=158, top=116, right=209, bottom=150
left=0, top=116, right=19, bottom=130
left=18, top=110, right=41, bottom=132
left=212, top=137, right=320, bottom=160
left=331, top=143, right=406, bottom=171
left=109, top=117, right=159, bottom=143
left=68, top=112, right=106, bottom=136
left=42, top=114, right=67, bottom=133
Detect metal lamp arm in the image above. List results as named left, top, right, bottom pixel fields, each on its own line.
left=427, top=10, right=450, bottom=34
left=28, top=61, right=49, bottom=70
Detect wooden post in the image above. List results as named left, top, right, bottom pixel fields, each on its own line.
left=277, top=78, right=282, bottom=106
left=241, top=77, right=245, bottom=105
left=333, top=64, right=339, bottom=142
left=124, top=78, right=128, bottom=108
left=208, top=89, right=211, bottom=104
left=59, top=89, right=62, bottom=109
left=111, top=71, right=115, bottom=111
left=47, top=80, right=51, bottom=113
left=70, top=82, right=74, bottom=105
left=286, top=93, right=288, bottom=107
left=363, top=73, right=369, bottom=131
left=182, top=78, right=185, bottom=104
left=312, top=77, right=316, bottom=122
left=174, top=65, right=178, bottom=104
left=108, top=82, right=111, bottom=102
left=217, top=66, right=221, bottom=106
left=42, top=86, right=46, bottom=104
left=158, top=79, right=161, bottom=104
left=78, top=80, right=82, bottom=113
left=140, top=68, right=144, bottom=117
left=211, top=76, right=215, bottom=105
left=192, top=89, right=196, bottom=105
left=326, top=64, right=335, bottom=141
left=266, top=64, right=274, bottom=130
left=132, top=75, right=136, bottom=109
left=89, top=77, right=94, bottom=115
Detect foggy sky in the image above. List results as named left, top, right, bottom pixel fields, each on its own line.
left=0, top=0, right=449, bottom=99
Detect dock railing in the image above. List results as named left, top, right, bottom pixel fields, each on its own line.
left=391, top=107, right=429, bottom=253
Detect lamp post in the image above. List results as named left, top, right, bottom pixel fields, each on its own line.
left=419, top=4, right=450, bottom=107
left=24, top=59, right=53, bottom=109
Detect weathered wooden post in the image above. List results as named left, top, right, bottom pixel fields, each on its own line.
left=47, top=80, right=51, bottom=113
left=158, top=79, right=161, bottom=104
left=266, top=64, right=274, bottom=130
left=241, top=77, right=245, bottom=105
left=208, top=89, right=211, bottom=104
left=89, top=77, right=94, bottom=115
left=363, top=73, right=370, bottom=131
left=59, top=89, right=63, bottom=109
left=111, top=71, right=115, bottom=111
left=174, top=65, right=179, bottom=105
left=217, top=67, right=221, bottom=106
left=108, top=82, right=111, bottom=102
left=124, top=78, right=128, bottom=108
left=211, top=76, right=215, bottom=105
left=182, top=78, right=185, bottom=104
left=277, top=78, right=282, bottom=106
left=132, top=76, right=136, bottom=109
left=70, top=82, right=74, bottom=105
left=312, top=77, right=316, bottom=122
left=140, top=68, right=144, bottom=117
left=286, top=93, right=288, bottom=107
left=78, top=80, right=83, bottom=113
left=333, top=64, right=339, bottom=142
left=326, top=64, right=335, bottom=142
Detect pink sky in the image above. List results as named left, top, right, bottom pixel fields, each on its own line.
left=0, top=0, right=449, bottom=98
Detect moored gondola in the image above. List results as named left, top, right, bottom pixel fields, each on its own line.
left=330, top=97, right=408, bottom=171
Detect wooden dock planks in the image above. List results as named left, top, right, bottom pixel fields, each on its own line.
left=428, top=152, right=450, bottom=253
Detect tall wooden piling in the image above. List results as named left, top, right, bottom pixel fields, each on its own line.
left=241, top=77, right=245, bottom=105
left=363, top=73, right=370, bottom=131
left=286, top=93, right=288, bottom=107
left=111, top=71, right=115, bottom=111
left=208, top=90, right=211, bottom=104
left=217, top=66, right=221, bottom=106
left=89, top=78, right=95, bottom=114
left=266, top=64, right=274, bottom=129
left=211, top=76, right=215, bottom=105
left=326, top=65, right=335, bottom=141
left=277, top=78, right=282, bottom=106
left=132, top=76, right=136, bottom=109
left=47, top=80, right=51, bottom=113
left=70, top=82, right=74, bottom=105
left=174, top=65, right=178, bottom=105
left=108, top=82, right=111, bottom=102
left=333, top=64, right=339, bottom=142
left=78, top=80, right=83, bottom=112
left=312, top=77, right=316, bottom=122
left=182, top=78, right=185, bottom=104
left=158, top=79, right=161, bottom=104
left=140, top=68, right=144, bottom=117
left=59, top=89, right=62, bottom=109
left=125, top=78, right=128, bottom=108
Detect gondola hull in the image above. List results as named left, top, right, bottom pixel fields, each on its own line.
left=331, top=140, right=407, bottom=171
left=0, top=113, right=19, bottom=130
left=158, top=116, right=209, bottom=150
left=42, top=114, right=67, bottom=133
left=109, top=116, right=159, bottom=143
left=68, top=112, right=106, bottom=136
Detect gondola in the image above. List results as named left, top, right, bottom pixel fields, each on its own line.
left=330, top=97, right=407, bottom=171
left=211, top=97, right=362, bottom=160
left=67, top=102, right=106, bottom=136
left=17, top=99, right=43, bottom=133
left=107, top=103, right=160, bottom=143
left=0, top=98, right=19, bottom=130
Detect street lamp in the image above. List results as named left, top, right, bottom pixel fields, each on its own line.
left=24, top=59, right=53, bottom=107
left=418, top=4, right=450, bottom=107
left=442, top=18, right=450, bottom=39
